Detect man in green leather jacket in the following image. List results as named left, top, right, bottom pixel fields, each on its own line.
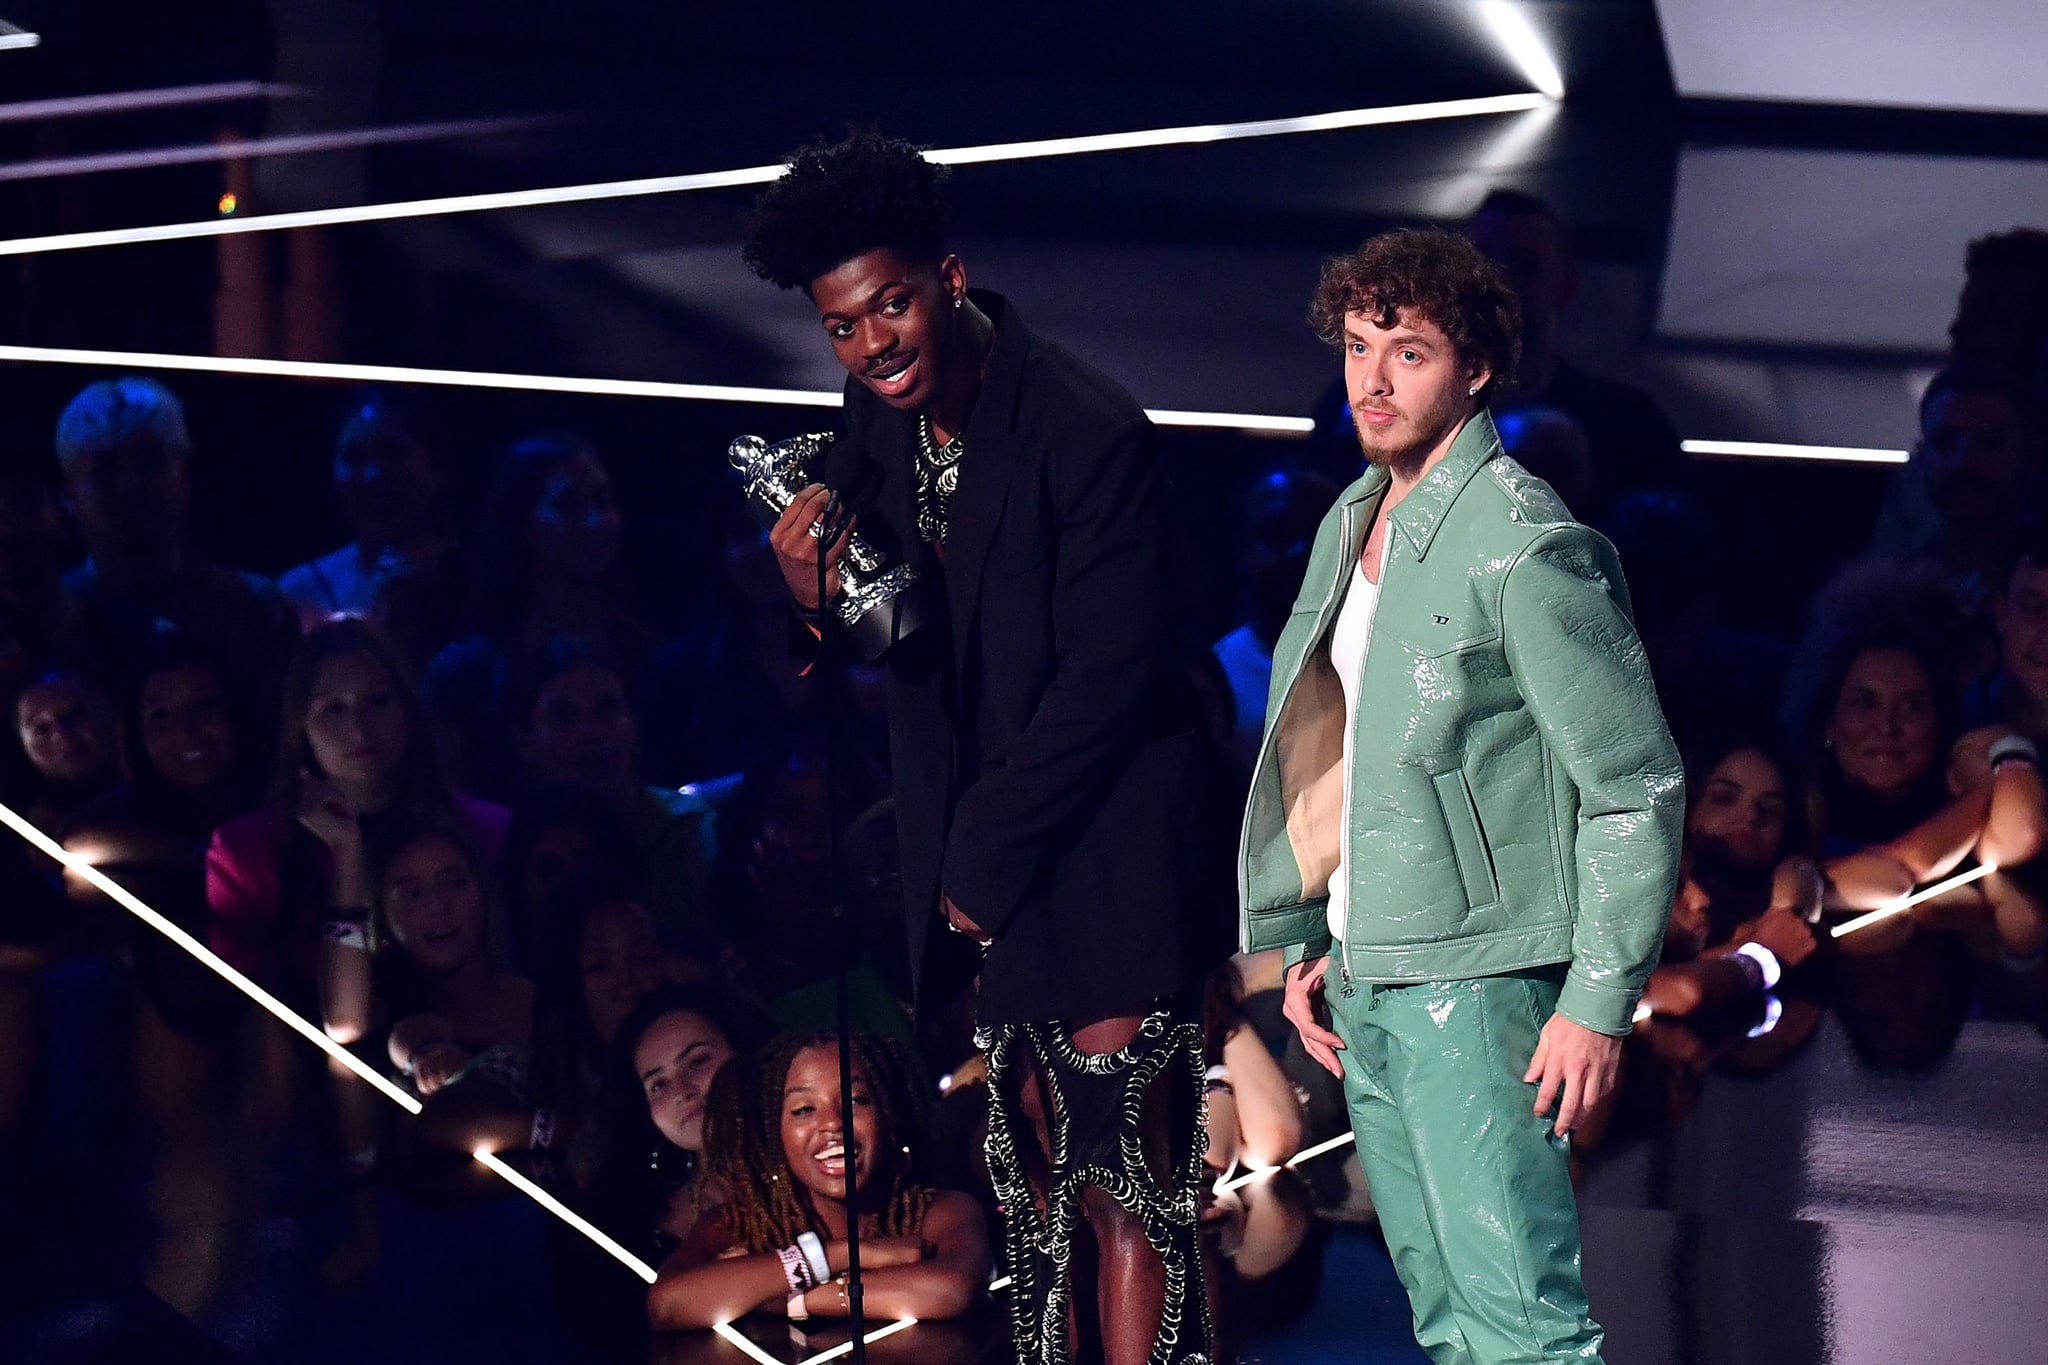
left=1239, top=228, right=1683, bottom=1364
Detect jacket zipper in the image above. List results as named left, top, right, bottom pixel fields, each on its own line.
left=1238, top=499, right=1359, bottom=963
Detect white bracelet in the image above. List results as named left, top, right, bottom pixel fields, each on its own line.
left=796, top=1231, right=830, bottom=1286
left=322, top=919, right=369, bottom=951
left=1732, top=941, right=1783, bottom=991
left=786, top=1290, right=810, bottom=1321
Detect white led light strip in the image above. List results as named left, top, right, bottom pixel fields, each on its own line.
left=0, top=344, right=1310, bottom=435
left=714, top=1315, right=919, bottom=1365
left=0, top=20, right=38, bottom=52
left=474, top=1150, right=657, bottom=1282
left=0, top=92, right=1552, bottom=258
left=1214, top=1128, right=1360, bottom=1195
left=1830, top=862, right=1996, bottom=939
left=1681, top=439, right=1909, bottom=466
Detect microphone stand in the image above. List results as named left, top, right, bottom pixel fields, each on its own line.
left=813, top=493, right=868, bottom=1365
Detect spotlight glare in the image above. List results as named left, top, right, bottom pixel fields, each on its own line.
left=1682, top=439, right=1910, bottom=465
left=0, top=799, right=422, bottom=1115
left=1831, top=862, right=1997, bottom=938
left=1478, top=1, right=1567, bottom=101
left=0, top=22, right=39, bottom=52
left=473, top=1149, right=657, bottom=1283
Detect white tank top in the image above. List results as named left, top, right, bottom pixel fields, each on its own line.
left=1326, top=531, right=1390, bottom=944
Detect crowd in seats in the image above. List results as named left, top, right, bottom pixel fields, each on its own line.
left=0, top=209, right=2043, bottom=1362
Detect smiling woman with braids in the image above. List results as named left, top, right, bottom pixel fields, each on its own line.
left=646, top=1031, right=990, bottom=1330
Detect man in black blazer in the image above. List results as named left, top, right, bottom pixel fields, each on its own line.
left=745, top=134, right=1231, bottom=1365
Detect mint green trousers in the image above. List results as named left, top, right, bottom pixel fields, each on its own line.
left=1329, top=970, right=1606, bottom=1365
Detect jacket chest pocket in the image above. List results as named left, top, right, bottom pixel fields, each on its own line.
left=1430, top=765, right=1500, bottom=911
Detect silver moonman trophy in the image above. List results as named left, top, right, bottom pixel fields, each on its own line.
left=729, top=431, right=937, bottom=662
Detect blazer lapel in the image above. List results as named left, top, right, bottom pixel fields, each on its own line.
left=938, top=291, right=1031, bottom=675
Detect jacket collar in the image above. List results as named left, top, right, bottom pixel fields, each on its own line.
left=1339, top=409, right=1503, bottom=562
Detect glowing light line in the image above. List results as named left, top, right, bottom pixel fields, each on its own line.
left=1831, top=862, right=1997, bottom=938
left=0, top=93, right=1552, bottom=257
left=1282, top=1130, right=1358, bottom=1168
left=1216, top=1128, right=1361, bottom=1194
left=713, top=1322, right=788, bottom=1365
left=0, top=21, right=39, bottom=52
left=1682, top=440, right=1910, bottom=466
left=0, top=116, right=545, bottom=184
left=0, top=799, right=422, bottom=1114
left=0, top=344, right=1309, bottom=434
left=474, top=1149, right=656, bottom=1283
left=803, top=1318, right=919, bottom=1363
left=0, top=81, right=290, bottom=123
left=929, top=92, right=1555, bottom=167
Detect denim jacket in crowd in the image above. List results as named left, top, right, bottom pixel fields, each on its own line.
left=1237, top=410, right=1684, bottom=1036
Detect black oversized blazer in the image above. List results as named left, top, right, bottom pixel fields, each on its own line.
left=817, top=291, right=1233, bottom=1026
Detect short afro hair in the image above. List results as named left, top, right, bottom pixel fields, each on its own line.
left=743, top=133, right=950, bottom=293
left=1309, top=227, right=1521, bottom=402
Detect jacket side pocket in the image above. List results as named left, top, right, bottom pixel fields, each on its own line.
left=1432, top=766, right=1501, bottom=911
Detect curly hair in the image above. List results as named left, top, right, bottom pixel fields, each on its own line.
left=743, top=133, right=950, bottom=292
left=1309, top=227, right=1521, bottom=402
left=700, top=1031, right=934, bottom=1252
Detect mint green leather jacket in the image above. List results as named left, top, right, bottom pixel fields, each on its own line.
left=1236, top=412, right=1683, bottom=1035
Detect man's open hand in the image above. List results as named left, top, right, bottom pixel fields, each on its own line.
left=1523, top=1012, right=1622, bottom=1136
left=1281, top=957, right=1347, bottom=1078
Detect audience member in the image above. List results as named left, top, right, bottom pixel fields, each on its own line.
left=423, top=432, right=655, bottom=797
left=646, top=1031, right=990, bottom=1329
left=1949, top=228, right=2048, bottom=408
left=1462, top=189, right=1686, bottom=514
left=1963, top=520, right=2048, bottom=740
left=607, top=984, right=774, bottom=1252
left=1211, top=462, right=1341, bottom=784
left=279, top=392, right=461, bottom=669
left=207, top=618, right=508, bottom=1007
left=509, top=637, right=711, bottom=950
left=1783, top=562, right=2048, bottom=958
left=54, top=377, right=297, bottom=708
left=15, top=669, right=124, bottom=832
left=1869, top=365, right=2044, bottom=622
left=1637, top=742, right=1821, bottom=1020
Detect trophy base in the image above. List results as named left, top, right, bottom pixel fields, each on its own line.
left=841, top=581, right=938, bottom=662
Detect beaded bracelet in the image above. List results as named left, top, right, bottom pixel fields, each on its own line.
left=777, top=1244, right=814, bottom=1296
